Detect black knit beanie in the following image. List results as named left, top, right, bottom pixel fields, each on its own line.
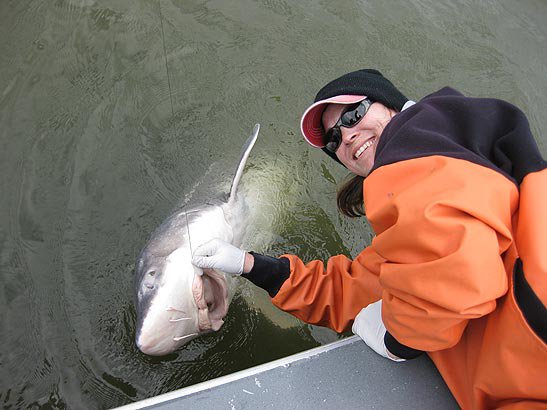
left=314, top=69, right=408, bottom=164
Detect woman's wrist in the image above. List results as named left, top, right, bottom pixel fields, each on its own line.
left=386, top=349, right=403, bottom=361
left=243, top=252, right=255, bottom=274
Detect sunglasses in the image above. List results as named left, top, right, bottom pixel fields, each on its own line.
left=323, top=98, right=372, bottom=153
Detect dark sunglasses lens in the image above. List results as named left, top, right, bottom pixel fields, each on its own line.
left=341, top=102, right=366, bottom=127
left=324, top=127, right=341, bottom=153
left=322, top=100, right=369, bottom=153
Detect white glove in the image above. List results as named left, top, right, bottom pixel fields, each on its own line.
left=352, top=300, right=406, bottom=362
left=191, top=238, right=246, bottom=275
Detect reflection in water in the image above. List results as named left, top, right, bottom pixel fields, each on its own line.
left=0, top=0, right=546, bottom=408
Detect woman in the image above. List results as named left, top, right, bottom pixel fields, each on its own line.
left=193, top=69, right=547, bottom=409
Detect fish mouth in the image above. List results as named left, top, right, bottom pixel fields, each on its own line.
left=192, top=269, right=228, bottom=332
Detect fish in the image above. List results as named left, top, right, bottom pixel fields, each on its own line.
left=134, top=124, right=260, bottom=356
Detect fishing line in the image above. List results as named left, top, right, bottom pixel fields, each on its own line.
left=184, top=209, right=193, bottom=256
left=160, top=0, right=191, bottom=254
left=158, top=0, right=175, bottom=117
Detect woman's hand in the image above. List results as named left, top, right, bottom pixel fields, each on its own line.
left=352, top=300, right=406, bottom=362
left=191, top=238, right=254, bottom=275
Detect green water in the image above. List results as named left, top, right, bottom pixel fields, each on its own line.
left=1, top=0, right=546, bottom=408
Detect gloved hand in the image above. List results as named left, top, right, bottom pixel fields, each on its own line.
left=352, top=300, right=406, bottom=362
left=191, top=238, right=246, bottom=275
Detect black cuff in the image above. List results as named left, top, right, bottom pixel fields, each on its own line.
left=241, top=252, right=290, bottom=297
left=384, top=331, right=424, bottom=360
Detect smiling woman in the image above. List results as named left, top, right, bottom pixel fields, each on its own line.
left=192, top=69, right=547, bottom=409
left=321, top=100, right=395, bottom=176
left=320, top=99, right=399, bottom=217
left=298, top=70, right=415, bottom=217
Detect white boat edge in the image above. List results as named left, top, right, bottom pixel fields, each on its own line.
left=113, top=336, right=362, bottom=410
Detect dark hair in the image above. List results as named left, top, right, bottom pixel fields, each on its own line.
left=337, top=174, right=366, bottom=217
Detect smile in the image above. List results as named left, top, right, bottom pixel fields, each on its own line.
left=354, top=138, right=375, bottom=159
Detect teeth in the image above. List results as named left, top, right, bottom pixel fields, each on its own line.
left=355, top=139, right=374, bottom=159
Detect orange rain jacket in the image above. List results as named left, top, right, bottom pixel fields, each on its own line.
left=244, top=88, right=547, bottom=409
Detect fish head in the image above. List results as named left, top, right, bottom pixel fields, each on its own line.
left=135, top=207, right=233, bottom=356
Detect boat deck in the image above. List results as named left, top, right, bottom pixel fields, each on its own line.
left=115, top=336, right=458, bottom=409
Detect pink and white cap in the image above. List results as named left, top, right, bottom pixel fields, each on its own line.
left=300, top=94, right=367, bottom=148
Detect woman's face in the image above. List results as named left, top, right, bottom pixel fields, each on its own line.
left=321, top=101, right=396, bottom=176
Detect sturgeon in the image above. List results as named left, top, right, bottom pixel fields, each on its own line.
left=135, top=124, right=260, bottom=356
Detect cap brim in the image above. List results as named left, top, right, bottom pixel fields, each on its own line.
left=300, top=95, right=367, bottom=148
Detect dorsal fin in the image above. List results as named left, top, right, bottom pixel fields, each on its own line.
left=228, top=124, right=260, bottom=204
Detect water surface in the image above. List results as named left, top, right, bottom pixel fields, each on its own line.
left=1, top=0, right=546, bottom=408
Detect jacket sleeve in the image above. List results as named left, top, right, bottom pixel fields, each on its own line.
left=365, top=156, right=519, bottom=352
left=270, top=246, right=385, bottom=333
